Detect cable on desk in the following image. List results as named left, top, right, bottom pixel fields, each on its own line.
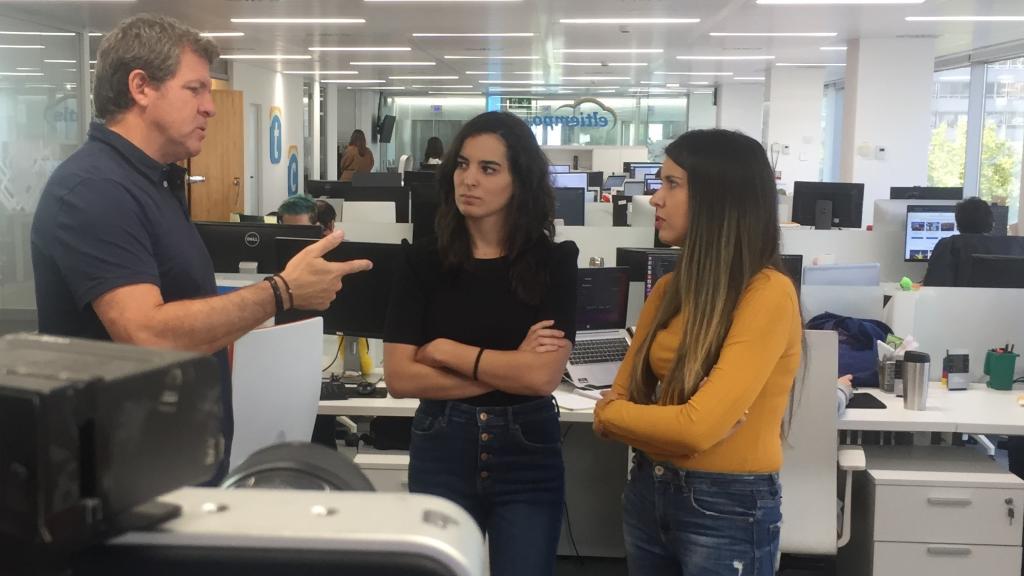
left=322, top=337, right=342, bottom=372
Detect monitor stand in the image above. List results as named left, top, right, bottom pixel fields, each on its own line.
left=814, top=200, right=834, bottom=230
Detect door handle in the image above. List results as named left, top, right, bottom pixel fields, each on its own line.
left=233, top=177, right=240, bottom=188
left=188, top=175, right=206, bottom=184
left=926, top=497, right=972, bottom=507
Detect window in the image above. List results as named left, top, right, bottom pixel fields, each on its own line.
left=980, top=58, right=1024, bottom=226
left=928, top=67, right=971, bottom=188
left=0, top=17, right=83, bottom=333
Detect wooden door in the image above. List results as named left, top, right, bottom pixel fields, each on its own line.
left=189, top=90, right=244, bottom=221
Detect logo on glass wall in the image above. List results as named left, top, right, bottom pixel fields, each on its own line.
left=269, top=106, right=283, bottom=165
left=287, top=145, right=299, bottom=197
left=527, top=98, right=617, bottom=129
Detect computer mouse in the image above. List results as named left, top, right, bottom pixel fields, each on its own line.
left=357, top=381, right=376, bottom=396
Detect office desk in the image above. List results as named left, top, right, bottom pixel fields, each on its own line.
left=318, top=384, right=598, bottom=423
left=841, top=383, right=1024, bottom=435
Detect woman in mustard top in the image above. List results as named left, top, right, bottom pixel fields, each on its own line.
left=593, top=129, right=802, bottom=576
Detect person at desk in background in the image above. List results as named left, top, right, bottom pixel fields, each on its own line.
left=383, top=111, right=578, bottom=576
left=339, top=129, right=374, bottom=182
left=923, top=197, right=993, bottom=286
left=593, top=129, right=802, bottom=576
left=422, top=136, right=444, bottom=168
left=277, top=194, right=317, bottom=225
left=30, top=14, right=372, bottom=484
left=315, top=199, right=336, bottom=235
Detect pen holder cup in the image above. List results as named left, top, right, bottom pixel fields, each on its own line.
left=984, top=350, right=1019, bottom=391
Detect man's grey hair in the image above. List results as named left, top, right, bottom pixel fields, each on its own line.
left=93, top=13, right=220, bottom=121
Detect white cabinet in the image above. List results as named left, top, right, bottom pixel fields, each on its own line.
left=840, top=446, right=1024, bottom=576
left=353, top=450, right=409, bottom=493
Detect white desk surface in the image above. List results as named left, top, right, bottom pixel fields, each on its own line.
left=840, top=382, right=1024, bottom=435
left=319, top=383, right=598, bottom=423
left=322, top=382, right=1024, bottom=434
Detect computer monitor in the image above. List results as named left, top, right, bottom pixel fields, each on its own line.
left=780, top=254, right=803, bottom=296
left=992, top=204, right=1009, bottom=236
left=576, top=266, right=629, bottom=331
left=195, top=222, right=322, bottom=274
left=587, top=171, right=604, bottom=189
left=409, top=181, right=440, bottom=242
left=645, top=178, right=662, bottom=193
left=549, top=164, right=570, bottom=174
left=274, top=238, right=403, bottom=338
left=623, top=181, right=646, bottom=197
left=644, top=253, right=677, bottom=299
left=631, top=195, right=655, bottom=227
left=890, top=186, right=963, bottom=201
left=237, top=214, right=266, bottom=223
left=603, top=175, right=627, bottom=190
left=553, top=188, right=586, bottom=226
left=630, top=164, right=660, bottom=181
left=352, top=172, right=402, bottom=188
left=615, top=247, right=680, bottom=282
left=905, top=205, right=959, bottom=262
left=791, top=181, right=865, bottom=229
left=403, top=170, right=437, bottom=185
left=551, top=172, right=589, bottom=192
left=965, top=254, right=1024, bottom=288
left=307, top=180, right=352, bottom=199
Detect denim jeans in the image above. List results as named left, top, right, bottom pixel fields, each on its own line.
left=623, top=453, right=783, bottom=576
left=408, top=396, right=565, bottom=576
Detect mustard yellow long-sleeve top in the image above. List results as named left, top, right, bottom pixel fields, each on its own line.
left=593, top=268, right=802, bottom=473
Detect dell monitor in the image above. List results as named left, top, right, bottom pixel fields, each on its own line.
left=603, top=175, right=627, bottom=190
left=553, top=188, right=586, bottom=226
left=195, top=222, right=322, bottom=274
left=587, top=171, right=604, bottom=189
left=274, top=238, right=403, bottom=338
left=307, top=180, right=352, bottom=199
left=904, top=205, right=959, bottom=262
left=965, top=254, right=1024, bottom=289
left=890, top=186, right=963, bottom=201
left=576, top=266, right=630, bottom=331
left=549, top=164, right=570, bottom=174
left=792, top=181, right=865, bottom=229
left=644, top=253, right=677, bottom=299
left=551, top=172, right=589, bottom=192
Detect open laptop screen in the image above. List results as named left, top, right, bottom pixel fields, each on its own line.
left=576, top=266, right=629, bottom=331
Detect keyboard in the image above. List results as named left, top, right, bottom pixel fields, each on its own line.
left=569, top=337, right=629, bottom=365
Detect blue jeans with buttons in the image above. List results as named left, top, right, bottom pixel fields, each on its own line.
left=409, top=397, right=564, bottom=576
left=623, top=452, right=783, bottom=576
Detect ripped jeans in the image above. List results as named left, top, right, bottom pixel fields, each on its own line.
left=622, top=453, right=782, bottom=576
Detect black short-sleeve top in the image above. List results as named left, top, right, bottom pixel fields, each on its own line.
left=385, top=236, right=578, bottom=406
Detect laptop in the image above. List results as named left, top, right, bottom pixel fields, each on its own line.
left=566, top=266, right=631, bottom=392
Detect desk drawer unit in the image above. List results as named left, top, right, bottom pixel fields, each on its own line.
left=872, top=484, right=1023, bottom=546
left=872, top=542, right=1023, bottom=576
left=354, top=452, right=410, bottom=492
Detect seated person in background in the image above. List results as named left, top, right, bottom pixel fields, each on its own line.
left=421, top=136, right=444, bottom=168
left=923, top=197, right=993, bottom=286
left=276, top=195, right=318, bottom=227
left=339, top=129, right=374, bottom=182
left=836, top=374, right=854, bottom=416
left=315, top=199, right=336, bottom=236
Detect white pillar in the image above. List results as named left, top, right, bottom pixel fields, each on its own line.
left=687, top=92, right=716, bottom=131
left=716, top=83, right=765, bottom=142
left=764, top=66, right=826, bottom=190
left=840, top=38, right=936, bottom=225
left=311, top=80, right=321, bottom=180
left=325, top=85, right=339, bottom=180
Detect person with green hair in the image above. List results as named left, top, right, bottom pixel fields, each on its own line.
left=277, top=195, right=318, bottom=227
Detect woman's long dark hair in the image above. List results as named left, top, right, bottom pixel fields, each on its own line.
left=424, top=136, right=444, bottom=161
left=628, top=129, right=784, bottom=406
left=349, top=129, right=368, bottom=157
left=435, top=111, right=555, bottom=305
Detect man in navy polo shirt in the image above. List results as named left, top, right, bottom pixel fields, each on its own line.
left=31, top=14, right=372, bottom=482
